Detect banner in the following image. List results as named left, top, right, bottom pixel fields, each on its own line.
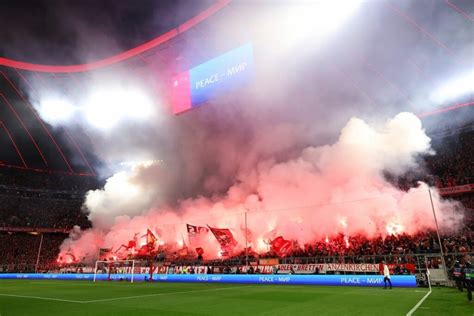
left=259, top=258, right=279, bottom=266
left=277, top=264, right=379, bottom=274
left=0, top=273, right=417, bottom=287
left=438, top=184, right=474, bottom=196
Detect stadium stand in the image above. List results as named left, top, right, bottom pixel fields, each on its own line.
left=0, top=113, right=473, bottom=274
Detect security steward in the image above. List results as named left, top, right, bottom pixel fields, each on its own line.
left=453, top=260, right=463, bottom=292
left=461, top=256, right=473, bottom=303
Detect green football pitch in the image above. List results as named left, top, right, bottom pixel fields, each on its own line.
left=0, top=280, right=471, bottom=316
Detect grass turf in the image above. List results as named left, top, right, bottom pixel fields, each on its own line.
left=0, top=280, right=471, bottom=315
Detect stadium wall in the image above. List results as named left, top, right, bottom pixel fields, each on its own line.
left=0, top=273, right=416, bottom=287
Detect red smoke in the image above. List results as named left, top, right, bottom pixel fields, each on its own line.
left=59, top=113, right=463, bottom=262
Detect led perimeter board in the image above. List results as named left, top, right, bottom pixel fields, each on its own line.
left=0, top=274, right=417, bottom=287
left=171, top=43, right=254, bottom=114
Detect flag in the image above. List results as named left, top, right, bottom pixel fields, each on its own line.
left=195, top=247, right=204, bottom=256
left=271, top=236, right=293, bottom=257
left=146, top=229, right=157, bottom=245
left=186, top=224, right=209, bottom=235
left=114, top=233, right=139, bottom=254
left=127, top=240, right=136, bottom=249
left=186, top=224, right=209, bottom=244
left=208, top=225, right=238, bottom=250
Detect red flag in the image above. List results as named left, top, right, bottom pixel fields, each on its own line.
left=195, top=247, right=204, bottom=256
left=208, top=225, right=237, bottom=250
left=146, top=229, right=157, bottom=245
left=271, top=236, right=293, bottom=257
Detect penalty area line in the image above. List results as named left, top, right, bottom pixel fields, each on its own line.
left=406, top=290, right=432, bottom=316
left=82, top=285, right=255, bottom=303
left=0, top=293, right=83, bottom=303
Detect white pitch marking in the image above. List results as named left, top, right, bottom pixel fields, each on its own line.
left=82, top=285, right=254, bottom=303
left=406, top=290, right=432, bottom=316
left=0, top=293, right=83, bottom=303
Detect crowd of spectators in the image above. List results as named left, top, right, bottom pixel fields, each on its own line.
left=0, top=190, right=90, bottom=229
left=228, top=225, right=473, bottom=265
left=0, top=232, right=66, bottom=272
left=426, top=130, right=474, bottom=188
left=0, top=168, right=97, bottom=229
left=0, top=114, right=472, bottom=272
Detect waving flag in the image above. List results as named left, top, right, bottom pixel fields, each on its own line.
left=271, top=236, right=293, bottom=257
left=208, top=225, right=238, bottom=250
left=195, top=247, right=204, bottom=256
left=186, top=224, right=209, bottom=245
left=146, top=229, right=157, bottom=245
left=115, top=233, right=139, bottom=253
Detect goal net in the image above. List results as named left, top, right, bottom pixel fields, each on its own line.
left=93, top=260, right=139, bottom=283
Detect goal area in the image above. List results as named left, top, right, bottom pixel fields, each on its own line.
left=93, top=260, right=141, bottom=283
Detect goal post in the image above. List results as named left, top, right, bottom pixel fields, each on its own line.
left=93, top=260, right=137, bottom=283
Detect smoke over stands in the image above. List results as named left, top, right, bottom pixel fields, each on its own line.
left=59, top=112, right=463, bottom=261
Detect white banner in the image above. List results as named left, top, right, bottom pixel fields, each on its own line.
left=277, top=263, right=379, bottom=274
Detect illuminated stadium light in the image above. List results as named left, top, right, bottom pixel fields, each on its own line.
left=276, top=0, right=362, bottom=47
left=38, top=98, right=77, bottom=123
left=431, top=70, right=474, bottom=103
left=84, top=88, right=154, bottom=129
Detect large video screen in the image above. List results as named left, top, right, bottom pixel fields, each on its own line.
left=171, top=43, right=254, bottom=114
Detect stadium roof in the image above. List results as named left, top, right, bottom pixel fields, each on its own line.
left=0, top=0, right=472, bottom=176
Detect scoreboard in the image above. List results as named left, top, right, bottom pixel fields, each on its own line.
left=171, top=43, right=254, bottom=114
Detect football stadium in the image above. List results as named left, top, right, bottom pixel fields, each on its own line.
left=0, top=0, right=473, bottom=315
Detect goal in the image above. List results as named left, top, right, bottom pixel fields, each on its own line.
left=93, top=260, right=138, bottom=283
